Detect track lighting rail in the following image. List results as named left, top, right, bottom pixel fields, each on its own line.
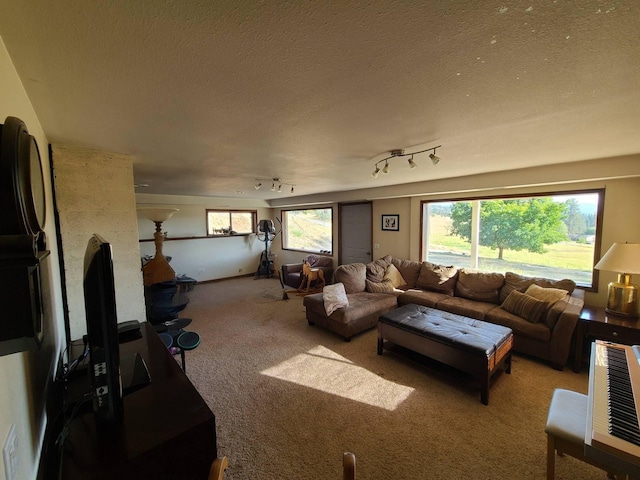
left=371, top=145, right=441, bottom=178
left=254, top=177, right=295, bottom=194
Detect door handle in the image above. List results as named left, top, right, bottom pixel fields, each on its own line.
left=366, top=251, right=371, bottom=255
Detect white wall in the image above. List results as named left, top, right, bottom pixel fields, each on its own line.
left=53, top=146, right=146, bottom=340
left=0, top=37, right=66, bottom=480
left=136, top=194, right=272, bottom=281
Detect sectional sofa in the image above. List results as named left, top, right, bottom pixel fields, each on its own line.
left=303, top=255, right=584, bottom=369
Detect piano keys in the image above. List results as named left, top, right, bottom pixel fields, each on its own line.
left=586, top=340, right=640, bottom=477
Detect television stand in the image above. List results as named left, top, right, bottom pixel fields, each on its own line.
left=56, top=322, right=216, bottom=479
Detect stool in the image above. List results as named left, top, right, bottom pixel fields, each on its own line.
left=545, top=388, right=625, bottom=479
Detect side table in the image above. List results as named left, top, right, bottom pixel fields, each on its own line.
left=573, top=305, right=640, bottom=372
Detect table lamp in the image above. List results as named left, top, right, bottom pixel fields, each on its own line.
left=138, top=207, right=179, bottom=286
left=594, top=242, right=640, bottom=318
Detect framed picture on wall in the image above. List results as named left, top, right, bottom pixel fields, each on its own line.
left=381, top=214, right=399, bottom=231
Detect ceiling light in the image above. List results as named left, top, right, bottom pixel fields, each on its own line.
left=254, top=177, right=295, bottom=194
left=370, top=145, right=442, bottom=179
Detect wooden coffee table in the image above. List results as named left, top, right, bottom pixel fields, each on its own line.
left=378, top=304, right=513, bottom=405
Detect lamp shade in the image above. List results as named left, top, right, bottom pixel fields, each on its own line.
left=138, top=207, right=179, bottom=223
left=594, top=243, right=640, bottom=274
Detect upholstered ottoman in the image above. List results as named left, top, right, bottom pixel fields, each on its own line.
left=378, top=304, right=513, bottom=405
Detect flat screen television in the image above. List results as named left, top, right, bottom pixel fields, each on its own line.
left=83, top=234, right=123, bottom=425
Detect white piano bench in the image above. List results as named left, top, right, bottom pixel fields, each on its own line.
left=545, top=388, right=626, bottom=480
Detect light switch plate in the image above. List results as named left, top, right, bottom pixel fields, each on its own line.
left=3, top=424, right=18, bottom=480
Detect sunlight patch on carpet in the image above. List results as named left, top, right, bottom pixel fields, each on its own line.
left=261, top=345, right=414, bottom=410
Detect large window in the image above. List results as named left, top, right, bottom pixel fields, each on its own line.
left=422, top=190, right=604, bottom=289
left=282, top=207, right=333, bottom=254
left=207, top=209, right=256, bottom=236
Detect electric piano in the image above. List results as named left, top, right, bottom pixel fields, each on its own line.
left=586, top=340, right=640, bottom=477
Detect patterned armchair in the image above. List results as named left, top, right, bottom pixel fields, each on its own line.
left=281, top=254, right=334, bottom=289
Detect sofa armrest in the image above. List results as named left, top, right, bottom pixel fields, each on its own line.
left=282, top=263, right=303, bottom=275
left=549, top=289, right=585, bottom=368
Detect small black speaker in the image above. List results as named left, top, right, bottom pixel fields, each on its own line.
left=177, top=331, right=201, bottom=351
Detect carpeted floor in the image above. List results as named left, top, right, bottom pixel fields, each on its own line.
left=181, top=277, right=607, bottom=480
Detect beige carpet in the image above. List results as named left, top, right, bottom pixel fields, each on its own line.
left=182, top=277, right=607, bottom=480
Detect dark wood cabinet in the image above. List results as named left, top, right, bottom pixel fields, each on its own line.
left=59, top=322, right=216, bottom=479
left=574, top=305, right=640, bottom=372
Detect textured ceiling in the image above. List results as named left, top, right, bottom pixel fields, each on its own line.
left=1, top=1, right=639, bottom=201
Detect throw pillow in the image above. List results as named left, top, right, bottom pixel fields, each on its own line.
left=365, top=278, right=395, bottom=293
left=365, top=262, right=387, bottom=283
left=323, top=282, right=349, bottom=316
left=501, top=290, right=548, bottom=323
left=383, top=264, right=407, bottom=288
left=524, top=283, right=568, bottom=304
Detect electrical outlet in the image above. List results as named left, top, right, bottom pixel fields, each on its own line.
left=374, top=243, right=380, bottom=250
left=3, top=424, right=18, bottom=480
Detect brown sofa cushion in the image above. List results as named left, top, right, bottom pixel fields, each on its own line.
left=390, top=258, right=422, bottom=288
left=500, top=290, right=548, bottom=323
left=334, top=263, right=366, bottom=293
left=416, top=262, right=458, bottom=296
left=455, top=269, right=505, bottom=304
left=435, top=296, right=497, bottom=320
left=499, top=271, right=576, bottom=303
left=485, top=307, right=552, bottom=342
left=397, top=288, right=451, bottom=308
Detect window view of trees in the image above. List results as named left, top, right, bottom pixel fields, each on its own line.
left=450, top=198, right=568, bottom=260
left=282, top=208, right=333, bottom=254
left=423, top=191, right=602, bottom=287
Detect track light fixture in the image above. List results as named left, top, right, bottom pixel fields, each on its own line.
left=371, top=145, right=442, bottom=178
left=254, top=178, right=296, bottom=194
